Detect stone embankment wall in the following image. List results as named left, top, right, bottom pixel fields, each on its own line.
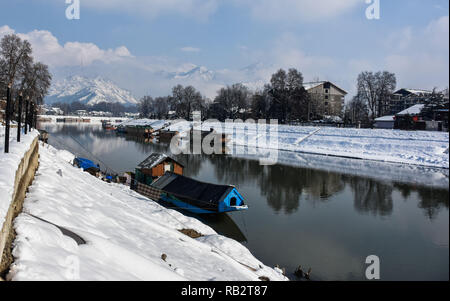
left=0, top=137, right=39, bottom=279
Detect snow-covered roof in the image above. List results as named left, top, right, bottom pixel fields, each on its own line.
left=149, top=120, right=167, bottom=131
left=396, top=104, right=425, bottom=116
left=303, top=82, right=324, bottom=90
left=394, top=88, right=432, bottom=96
left=137, top=153, right=183, bottom=169
left=118, top=119, right=168, bottom=129
left=138, top=153, right=169, bottom=169
left=375, top=115, right=395, bottom=122
left=303, top=81, right=347, bottom=94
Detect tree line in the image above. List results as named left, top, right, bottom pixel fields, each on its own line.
left=138, top=68, right=447, bottom=126
left=138, top=68, right=317, bottom=123
left=1, top=33, right=52, bottom=117
left=1, top=33, right=52, bottom=152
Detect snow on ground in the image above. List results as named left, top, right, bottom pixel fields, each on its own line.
left=117, top=119, right=168, bottom=130
left=8, top=143, right=287, bottom=281
left=235, top=148, right=449, bottom=189
left=0, top=126, right=39, bottom=228
left=192, top=121, right=449, bottom=169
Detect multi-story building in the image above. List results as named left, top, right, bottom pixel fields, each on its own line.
left=388, top=88, right=432, bottom=115
left=304, top=81, right=347, bottom=117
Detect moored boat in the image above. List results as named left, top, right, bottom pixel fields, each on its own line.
left=149, top=172, right=248, bottom=214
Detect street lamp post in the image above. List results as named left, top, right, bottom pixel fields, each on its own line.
left=17, top=92, right=23, bottom=142
left=4, top=83, right=12, bottom=153
left=24, top=96, right=29, bottom=135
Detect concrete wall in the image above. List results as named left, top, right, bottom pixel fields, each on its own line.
left=0, top=137, right=39, bottom=279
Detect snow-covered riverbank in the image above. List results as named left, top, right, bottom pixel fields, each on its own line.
left=7, top=143, right=287, bottom=281
left=38, top=118, right=450, bottom=168
left=169, top=121, right=450, bottom=169
left=0, top=126, right=39, bottom=227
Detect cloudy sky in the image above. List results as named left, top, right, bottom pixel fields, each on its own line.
left=0, top=0, right=448, bottom=99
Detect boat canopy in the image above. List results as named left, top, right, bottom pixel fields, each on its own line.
left=152, top=172, right=243, bottom=206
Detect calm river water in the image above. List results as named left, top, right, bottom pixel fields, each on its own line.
left=41, top=123, right=449, bottom=281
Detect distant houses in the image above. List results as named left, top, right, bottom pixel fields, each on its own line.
left=388, top=88, right=433, bottom=115
left=374, top=115, right=395, bottom=129
left=375, top=102, right=449, bottom=131
left=304, top=81, right=347, bottom=117
left=374, top=88, right=449, bottom=131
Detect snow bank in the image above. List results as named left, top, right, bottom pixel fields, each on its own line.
left=198, top=122, right=449, bottom=169
left=8, top=144, right=287, bottom=281
left=0, top=126, right=39, bottom=227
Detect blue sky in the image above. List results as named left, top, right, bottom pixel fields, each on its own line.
left=0, top=0, right=448, bottom=98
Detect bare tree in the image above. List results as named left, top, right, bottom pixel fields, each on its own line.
left=213, top=83, right=251, bottom=120
left=138, top=95, right=153, bottom=118
left=344, top=95, right=370, bottom=125
left=171, top=85, right=204, bottom=119
left=356, top=71, right=396, bottom=120
left=0, top=34, right=33, bottom=89
left=153, top=96, right=170, bottom=119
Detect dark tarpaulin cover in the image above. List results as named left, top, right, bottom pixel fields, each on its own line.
left=152, top=172, right=232, bottom=205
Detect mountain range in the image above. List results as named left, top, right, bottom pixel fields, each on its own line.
left=45, top=76, right=139, bottom=107
left=45, top=62, right=280, bottom=104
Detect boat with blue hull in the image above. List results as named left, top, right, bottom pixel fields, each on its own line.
left=138, top=172, right=248, bottom=214
left=74, top=157, right=100, bottom=175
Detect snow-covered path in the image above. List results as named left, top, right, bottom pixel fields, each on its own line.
left=8, top=144, right=287, bottom=281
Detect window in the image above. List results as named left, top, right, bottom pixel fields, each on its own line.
left=325, top=89, right=329, bottom=94
left=229, top=197, right=237, bottom=206
left=325, top=95, right=329, bottom=100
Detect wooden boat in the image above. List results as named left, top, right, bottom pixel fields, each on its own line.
left=147, top=172, right=248, bottom=214
left=73, top=157, right=100, bottom=176
left=102, top=120, right=116, bottom=130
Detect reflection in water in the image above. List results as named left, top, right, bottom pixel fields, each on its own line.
left=41, top=124, right=449, bottom=280
left=344, top=176, right=394, bottom=217
left=417, top=188, right=449, bottom=220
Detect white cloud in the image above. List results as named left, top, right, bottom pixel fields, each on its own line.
left=0, top=25, right=14, bottom=36
left=238, top=0, right=363, bottom=22
left=180, top=46, right=201, bottom=52
left=383, top=16, right=449, bottom=90
left=0, top=26, right=132, bottom=67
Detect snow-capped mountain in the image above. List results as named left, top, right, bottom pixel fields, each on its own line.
left=45, top=76, right=138, bottom=106
left=170, top=64, right=215, bottom=81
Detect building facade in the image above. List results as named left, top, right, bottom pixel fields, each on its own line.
left=304, top=81, right=347, bottom=117
left=388, top=89, right=432, bottom=115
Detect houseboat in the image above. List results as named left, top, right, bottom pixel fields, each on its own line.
left=150, top=172, right=248, bottom=214
left=132, top=153, right=247, bottom=214
left=102, top=120, right=116, bottom=130
left=134, top=153, right=184, bottom=185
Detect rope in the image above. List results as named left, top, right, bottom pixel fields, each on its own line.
left=65, top=132, right=119, bottom=175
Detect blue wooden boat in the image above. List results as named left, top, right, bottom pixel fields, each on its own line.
left=74, top=157, right=100, bottom=175
left=150, top=172, right=248, bottom=214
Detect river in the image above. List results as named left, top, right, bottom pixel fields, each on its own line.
left=40, top=123, right=449, bottom=281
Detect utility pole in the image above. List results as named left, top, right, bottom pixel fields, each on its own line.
left=17, top=92, right=23, bottom=142
left=4, top=83, right=12, bottom=153
left=24, top=96, right=29, bottom=135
